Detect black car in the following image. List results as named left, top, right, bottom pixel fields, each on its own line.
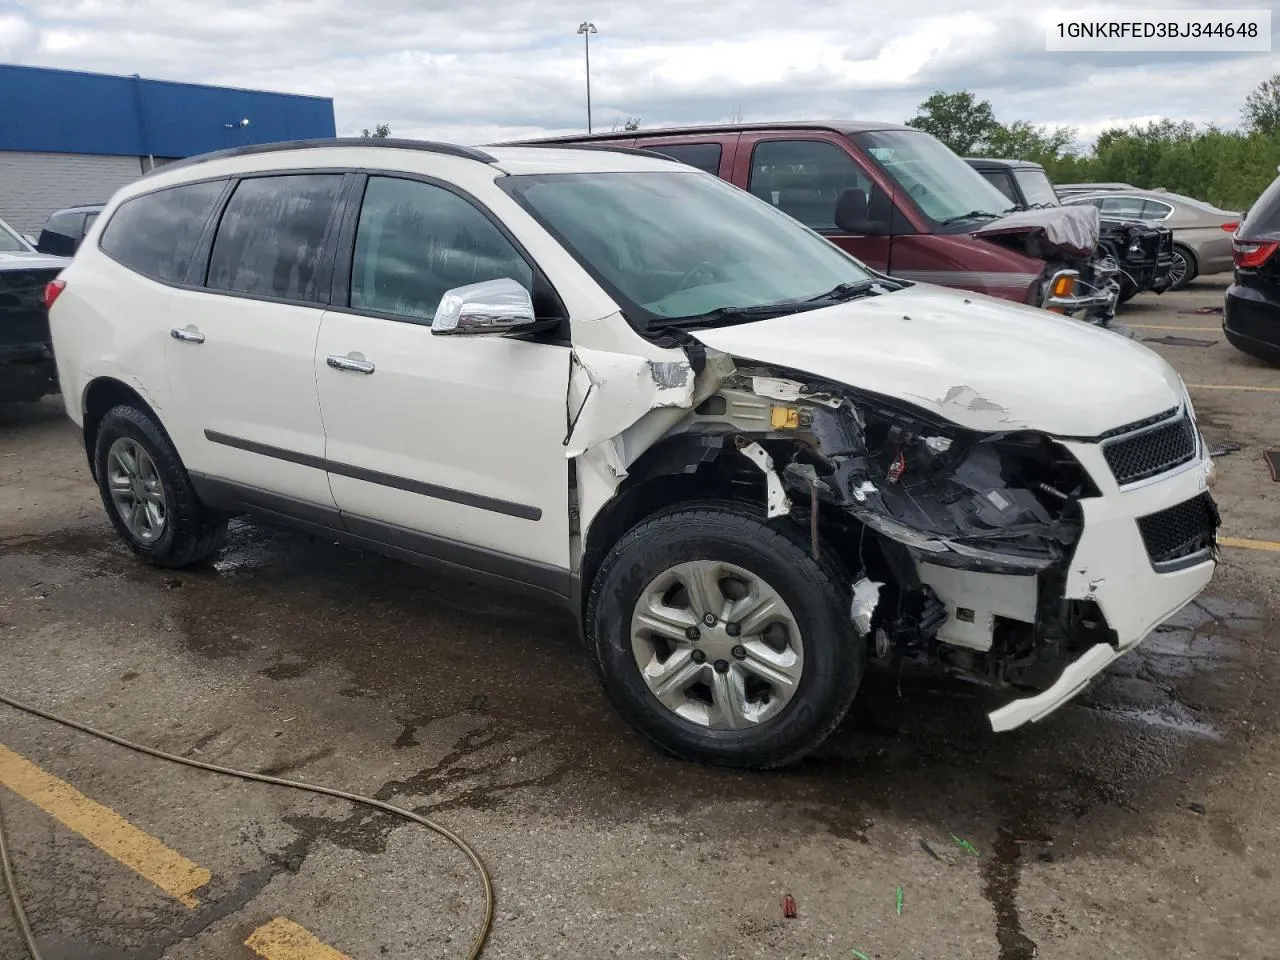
left=1224, top=173, right=1280, bottom=364
left=966, top=158, right=1174, bottom=304
left=35, top=203, right=105, bottom=257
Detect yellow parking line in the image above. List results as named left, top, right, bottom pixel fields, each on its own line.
left=1129, top=323, right=1221, bottom=332
left=0, top=743, right=211, bottom=908
left=1221, top=536, right=1280, bottom=553
left=1188, top=383, right=1280, bottom=394
left=245, top=917, right=353, bottom=960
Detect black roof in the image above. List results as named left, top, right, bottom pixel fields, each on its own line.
left=500, top=120, right=911, bottom=145
left=964, top=157, right=1046, bottom=171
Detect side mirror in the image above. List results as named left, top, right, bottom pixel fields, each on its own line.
left=431, top=278, right=538, bottom=336
left=834, top=188, right=891, bottom=237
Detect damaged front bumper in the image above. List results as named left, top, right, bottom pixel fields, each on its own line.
left=986, top=440, right=1217, bottom=730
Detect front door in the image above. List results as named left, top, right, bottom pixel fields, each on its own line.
left=733, top=133, right=893, bottom=272
left=315, top=174, right=572, bottom=577
left=165, top=172, right=345, bottom=510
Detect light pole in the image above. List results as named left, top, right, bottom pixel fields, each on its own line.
left=577, top=21, right=597, bottom=133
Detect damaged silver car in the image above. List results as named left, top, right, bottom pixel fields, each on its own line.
left=50, top=140, right=1220, bottom=769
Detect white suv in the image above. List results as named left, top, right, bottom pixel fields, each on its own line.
left=47, top=138, right=1220, bottom=768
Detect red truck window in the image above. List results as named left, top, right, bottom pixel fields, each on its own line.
left=644, top=142, right=722, bottom=175
left=747, top=139, right=872, bottom=232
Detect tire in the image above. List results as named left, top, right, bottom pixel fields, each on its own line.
left=586, top=500, right=864, bottom=769
left=1169, top=245, right=1198, bottom=290
left=94, top=404, right=227, bottom=568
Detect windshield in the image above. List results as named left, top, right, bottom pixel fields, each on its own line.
left=1013, top=168, right=1060, bottom=207
left=0, top=219, right=28, bottom=253
left=502, top=171, right=876, bottom=329
left=851, top=129, right=1013, bottom=224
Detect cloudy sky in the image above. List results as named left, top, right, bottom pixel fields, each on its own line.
left=1, top=0, right=1275, bottom=146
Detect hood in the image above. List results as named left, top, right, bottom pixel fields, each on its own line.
left=690, top=284, right=1184, bottom=438
left=973, top=205, right=1099, bottom=258
left=0, top=250, right=71, bottom=271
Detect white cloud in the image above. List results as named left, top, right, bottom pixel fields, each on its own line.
left=5, top=0, right=1276, bottom=144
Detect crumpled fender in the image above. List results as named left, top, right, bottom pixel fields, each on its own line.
left=973, top=204, right=1100, bottom=259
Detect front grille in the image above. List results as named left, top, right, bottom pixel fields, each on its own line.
left=1136, top=493, right=1219, bottom=567
left=1102, top=411, right=1197, bottom=485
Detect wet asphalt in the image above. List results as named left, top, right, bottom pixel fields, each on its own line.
left=1, top=278, right=1277, bottom=959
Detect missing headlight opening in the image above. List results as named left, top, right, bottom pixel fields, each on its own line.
left=672, top=361, right=1121, bottom=700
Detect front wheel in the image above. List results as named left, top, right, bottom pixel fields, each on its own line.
left=1168, top=245, right=1198, bottom=291
left=586, top=502, right=864, bottom=769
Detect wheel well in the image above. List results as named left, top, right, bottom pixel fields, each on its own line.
left=578, top=435, right=762, bottom=618
left=1173, top=242, right=1198, bottom=270
left=575, top=432, right=881, bottom=621
left=81, top=378, right=154, bottom=478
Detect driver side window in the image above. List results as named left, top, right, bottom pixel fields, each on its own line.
left=350, top=177, right=533, bottom=323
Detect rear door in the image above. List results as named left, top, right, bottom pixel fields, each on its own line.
left=733, top=133, right=892, bottom=271
left=164, top=172, right=346, bottom=512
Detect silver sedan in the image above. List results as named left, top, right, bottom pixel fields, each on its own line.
left=1061, top=189, right=1240, bottom=289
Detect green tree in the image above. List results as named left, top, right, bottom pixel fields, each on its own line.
left=1243, top=74, right=1280, bottom=135
left=981, top=120, right=1077, bottom=165
left=360, top=123, right=391, bottom=138
left=906, top=90, right=999, bottom=155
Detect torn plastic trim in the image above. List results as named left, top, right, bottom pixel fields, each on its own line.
left=735, top=437, right=792, bottom=519
left=850, top=577, right=883, bottom=637
left=565, top=347, right=697, bottom=459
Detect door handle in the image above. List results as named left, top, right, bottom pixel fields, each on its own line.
left=326, top=354, right=375, bottom=374
left=170, top=326, right=205, bottom=344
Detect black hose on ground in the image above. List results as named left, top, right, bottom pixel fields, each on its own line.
left=0, top=692, right=494, bottom=960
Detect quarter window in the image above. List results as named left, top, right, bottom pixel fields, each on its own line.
left=99, top=181, right=226, bottom=282
left=349, top=177, right=532, bottom=323
left=1099, top=196, right=1148, bottom=219
left=1141, top=200, right=1174, bottom=220
left=748, top=140, right=871, bottom=231
left=644, top=143, right=723, bottom=176
left=207, top=174, right=343, bottom=302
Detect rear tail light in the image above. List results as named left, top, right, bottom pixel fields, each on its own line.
left=1221, top=221, right=1239, bottom=232
left=43, top=279, right=66, bottom=310
left=1233, top=240, right=1279, bottom=270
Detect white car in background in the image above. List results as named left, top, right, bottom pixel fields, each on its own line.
left=46, top=139, right=1219, bottom=767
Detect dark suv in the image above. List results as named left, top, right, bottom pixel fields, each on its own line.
left=36, top=204, right=105, bottom=257
left=1224, top=172, right=1280, bottom=363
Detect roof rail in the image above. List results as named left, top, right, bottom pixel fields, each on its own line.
left=503, top=142, right=675, bottom=161
left=143, top=137, right=497, bottom=178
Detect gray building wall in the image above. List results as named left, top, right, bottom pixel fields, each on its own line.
left=0, top=151, right=152, bottom=236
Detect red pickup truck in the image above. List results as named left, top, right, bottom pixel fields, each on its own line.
left=523, top=122, right=1120, bottom=324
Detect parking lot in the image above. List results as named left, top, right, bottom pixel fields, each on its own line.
left=0, top=277, right=1277, bottom=959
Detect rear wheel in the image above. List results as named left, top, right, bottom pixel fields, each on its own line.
left=586, top=501, right=864, bottom=769
left=94, top=404, right=226, bottom=567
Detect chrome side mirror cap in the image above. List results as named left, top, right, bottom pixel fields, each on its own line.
left=431, top=278, right=537, bottom=336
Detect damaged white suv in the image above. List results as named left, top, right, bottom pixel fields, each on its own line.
left=48, top=139, right=1220, bottom=768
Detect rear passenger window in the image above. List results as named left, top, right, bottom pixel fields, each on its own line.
left=645, top=143, right=723, bottom=176
left=349, top=177, right=533, bottom=323
left=207, top=174, right=343, bottom=302
left=99, top=181, right=226, bottom=282
left=748, top=140, right=870, bottom=231
left=1141, top=200, right=1173, bottom=220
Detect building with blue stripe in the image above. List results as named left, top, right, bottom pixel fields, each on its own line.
left=1, top=64, right=335, bottom=234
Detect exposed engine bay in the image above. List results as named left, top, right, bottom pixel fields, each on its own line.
left=647, top=362, right=1114, bottom=694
